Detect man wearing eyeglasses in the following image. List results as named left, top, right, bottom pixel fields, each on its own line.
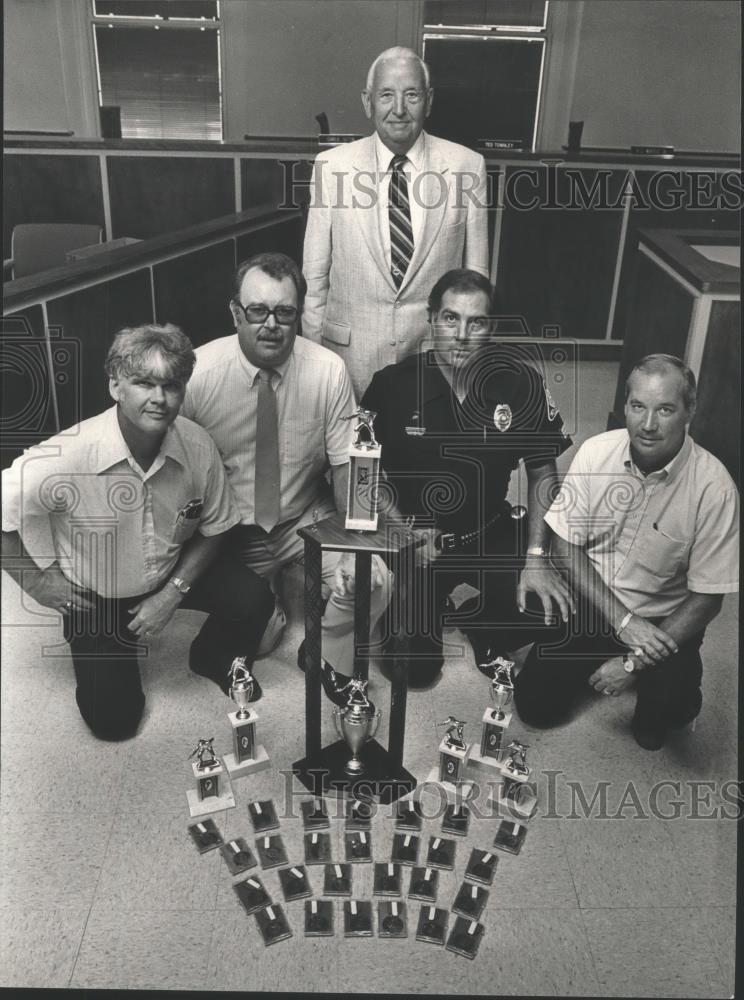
left=302, top=46, right=489, bottom=399
left=180, top=251, right=391, bottom=685
left=358, top=268, right=573, bottom=687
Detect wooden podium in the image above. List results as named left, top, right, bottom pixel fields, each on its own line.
left=292, top=513, right=421, bottom=803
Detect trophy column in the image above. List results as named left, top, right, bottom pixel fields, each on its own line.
left=186, top=738, right=236, bottom=817
left=292, top=512, right=422, bottom=803
left=223, top=659, right=270, bottom=779
left=423, top=719, right=475, bottom=805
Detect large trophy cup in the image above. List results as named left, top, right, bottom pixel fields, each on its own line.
left=468, top=653, right=515, bottom=775
left=424, top=717, right=475, bottom=805
left=344, top=408, right=382, bottom=531
left=332, top=678, right=382, bottom=776
left=223, top=658, right=270, bottom=779
left=293, top=405, right=419, bottom=803
left=186, top=737, right=235, bottom=817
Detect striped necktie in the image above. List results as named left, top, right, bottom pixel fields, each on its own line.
left=389, top=154, right=414, bottom=289
left=254, top=368, right=280, bottom=532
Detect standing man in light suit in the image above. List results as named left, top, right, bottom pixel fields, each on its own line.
left=302, top=46, right=489, bottom=398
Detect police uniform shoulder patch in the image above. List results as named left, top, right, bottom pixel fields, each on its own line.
left=542, top=379, right=559, bottom=422
left=493, top=403, right=512, bottom=432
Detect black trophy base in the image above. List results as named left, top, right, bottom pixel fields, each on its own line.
left=293, top=739, right=416, bottom=804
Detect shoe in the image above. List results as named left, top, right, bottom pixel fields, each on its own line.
left=631, top=704, right=667, bottom=751
left=255, top=596, right=287, bottom=658
left=296, top=640, right=353, bottom=708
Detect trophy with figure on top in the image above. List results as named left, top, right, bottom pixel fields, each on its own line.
left=467, top=650, right=515, bottom=776
left=422, top=716, right=475, bottom=805
left=186, top=737, right=235, bottom=817
left=223, top=657, right=270, bottom=778
left=488, top=738, right=538, bottom=822
left=344, top=407, right=382, bottom=531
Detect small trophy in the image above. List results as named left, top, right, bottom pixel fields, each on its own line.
left=186, top=737, right=235, bottom=817
left=488, top=739, right=538, bottom=822
left=332, top=678, right=381, bottom=776
left=223, top=658, right=270, bottom=778
left=468, top=653, right=515, bottom=775
left=344, top=407, right=382, bottom=531
left=423, top=717, right=475, bottom=805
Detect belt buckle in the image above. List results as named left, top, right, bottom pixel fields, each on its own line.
left=439, top=532, right=456, bottom=553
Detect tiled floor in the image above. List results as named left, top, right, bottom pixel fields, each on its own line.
left=0, top=361, right=738, bottom=994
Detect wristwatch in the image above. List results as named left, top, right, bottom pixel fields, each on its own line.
left=526, top=546, right=549, bottom=557
left=622, top=652, right=637, bottom=674
left=169, top=576, right=191, bottom=596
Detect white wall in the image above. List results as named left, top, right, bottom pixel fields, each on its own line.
left=221, top=0, right=418, bottom=140
left=3, top=0, right=741, bottom=152
left=4, top=0, right=99, bottom=137
left=569, top=0, right=741, bottom=151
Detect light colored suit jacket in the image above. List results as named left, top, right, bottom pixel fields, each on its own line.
left=301, top=132, right=489, bottom=397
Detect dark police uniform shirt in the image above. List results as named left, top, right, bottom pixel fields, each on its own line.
left=361, top=347, right=572, bottom=537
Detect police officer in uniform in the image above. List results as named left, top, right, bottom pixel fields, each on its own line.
left=360, top=268, right=575, bottom=685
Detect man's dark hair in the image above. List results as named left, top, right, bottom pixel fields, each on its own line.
left=233, top=252, right=307, bottom=308
left=427, top=269, right=494, bottom=318
left=105, top=323, right=195, bottom=383
left=625, top=353, right=697, bottom=412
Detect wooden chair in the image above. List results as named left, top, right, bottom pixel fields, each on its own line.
left=5, top=223, right=103, bottom=279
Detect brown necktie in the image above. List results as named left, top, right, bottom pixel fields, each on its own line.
left=254, top=368, right=280, bottom=532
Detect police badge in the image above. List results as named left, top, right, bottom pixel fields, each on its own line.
left=493, top=403, right=512, bottom=432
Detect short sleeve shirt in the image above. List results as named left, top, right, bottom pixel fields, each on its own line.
left=2, top=406, right=239, bottom=598
left=361, top=347, right=572, bottom=534
left=181, top=335, right=356, bottom=526
left=545, top=429, right=740, bottom=617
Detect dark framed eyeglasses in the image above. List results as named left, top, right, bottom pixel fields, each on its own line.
left=236, top=302, right=298, bottom=325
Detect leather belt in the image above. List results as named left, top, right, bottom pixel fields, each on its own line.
left=433, top=503, right=522, bottom=553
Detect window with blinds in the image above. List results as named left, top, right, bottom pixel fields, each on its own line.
left=92, top=0, right=222, bottom=141
left=423, top=0, right=548, bottom=150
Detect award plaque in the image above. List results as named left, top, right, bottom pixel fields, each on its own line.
left=493, top=819, right=528, bottom=855
left=324, top=863, right=352, bottom=897
left=343, top=899, right=373, bottom=937
left=452, top=881, right=488, bottom=921
left=186, top=738, right=235, bottom=817
left=378, top=900, right=407, bottom=939
left=255, top=904, right=292, bottom=946
left=304, top=899, right=334, bottom=937
left=344, top=408, right=382, bottom=531
left=464, top=848, right=498, bottom=886
left=445, top=916, right=485, bottom=959
left=301, top=798, right=329, bottom=831
left=220, top=838, right=256, bottom=875
left=188, top=818, right=223, bottom=854
left=408, top=866, right=438, bottom=902
left=416, top=905, right=448, bottom=946
left=224, top=659, right=270, bottom=778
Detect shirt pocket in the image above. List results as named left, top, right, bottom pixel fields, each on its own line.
left=632, top=524, right=690, bottom=580
left=171, top=509, right=201, bottom=545
left=282, top=415, right=326, bottom=470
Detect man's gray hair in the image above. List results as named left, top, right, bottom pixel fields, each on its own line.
left=625, top=353, right=697, bottom=411
left=105, top=323, right=196, bottom=383
left=365, top=46, right=431, bottom=92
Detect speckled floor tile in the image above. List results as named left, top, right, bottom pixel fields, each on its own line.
left=0, top=731, right=127, bottom=814
left=558, top=815, right=696, bottom=909
left=0, top=904, right=88, bottom=988
left=205, top=899, right=340, bottom=992
left=93, top=808, right=224, bottom=911
left=70, top=907, right=215, bottom=990
left=581, top=906, right=732, bottom=997
left=471, top=907, right=601, bottom=996
left=661, top=815, right=738, bottom=908
left=0, top=811, right=113, bottom=908
left=700, top=905, right=736, bottom=997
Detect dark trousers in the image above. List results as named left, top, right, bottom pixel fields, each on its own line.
left=62, top=541, right=274, bottom=741
left=514, top=618, right=704, bottom=730
left=399, top=512, right=555, bottom=685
